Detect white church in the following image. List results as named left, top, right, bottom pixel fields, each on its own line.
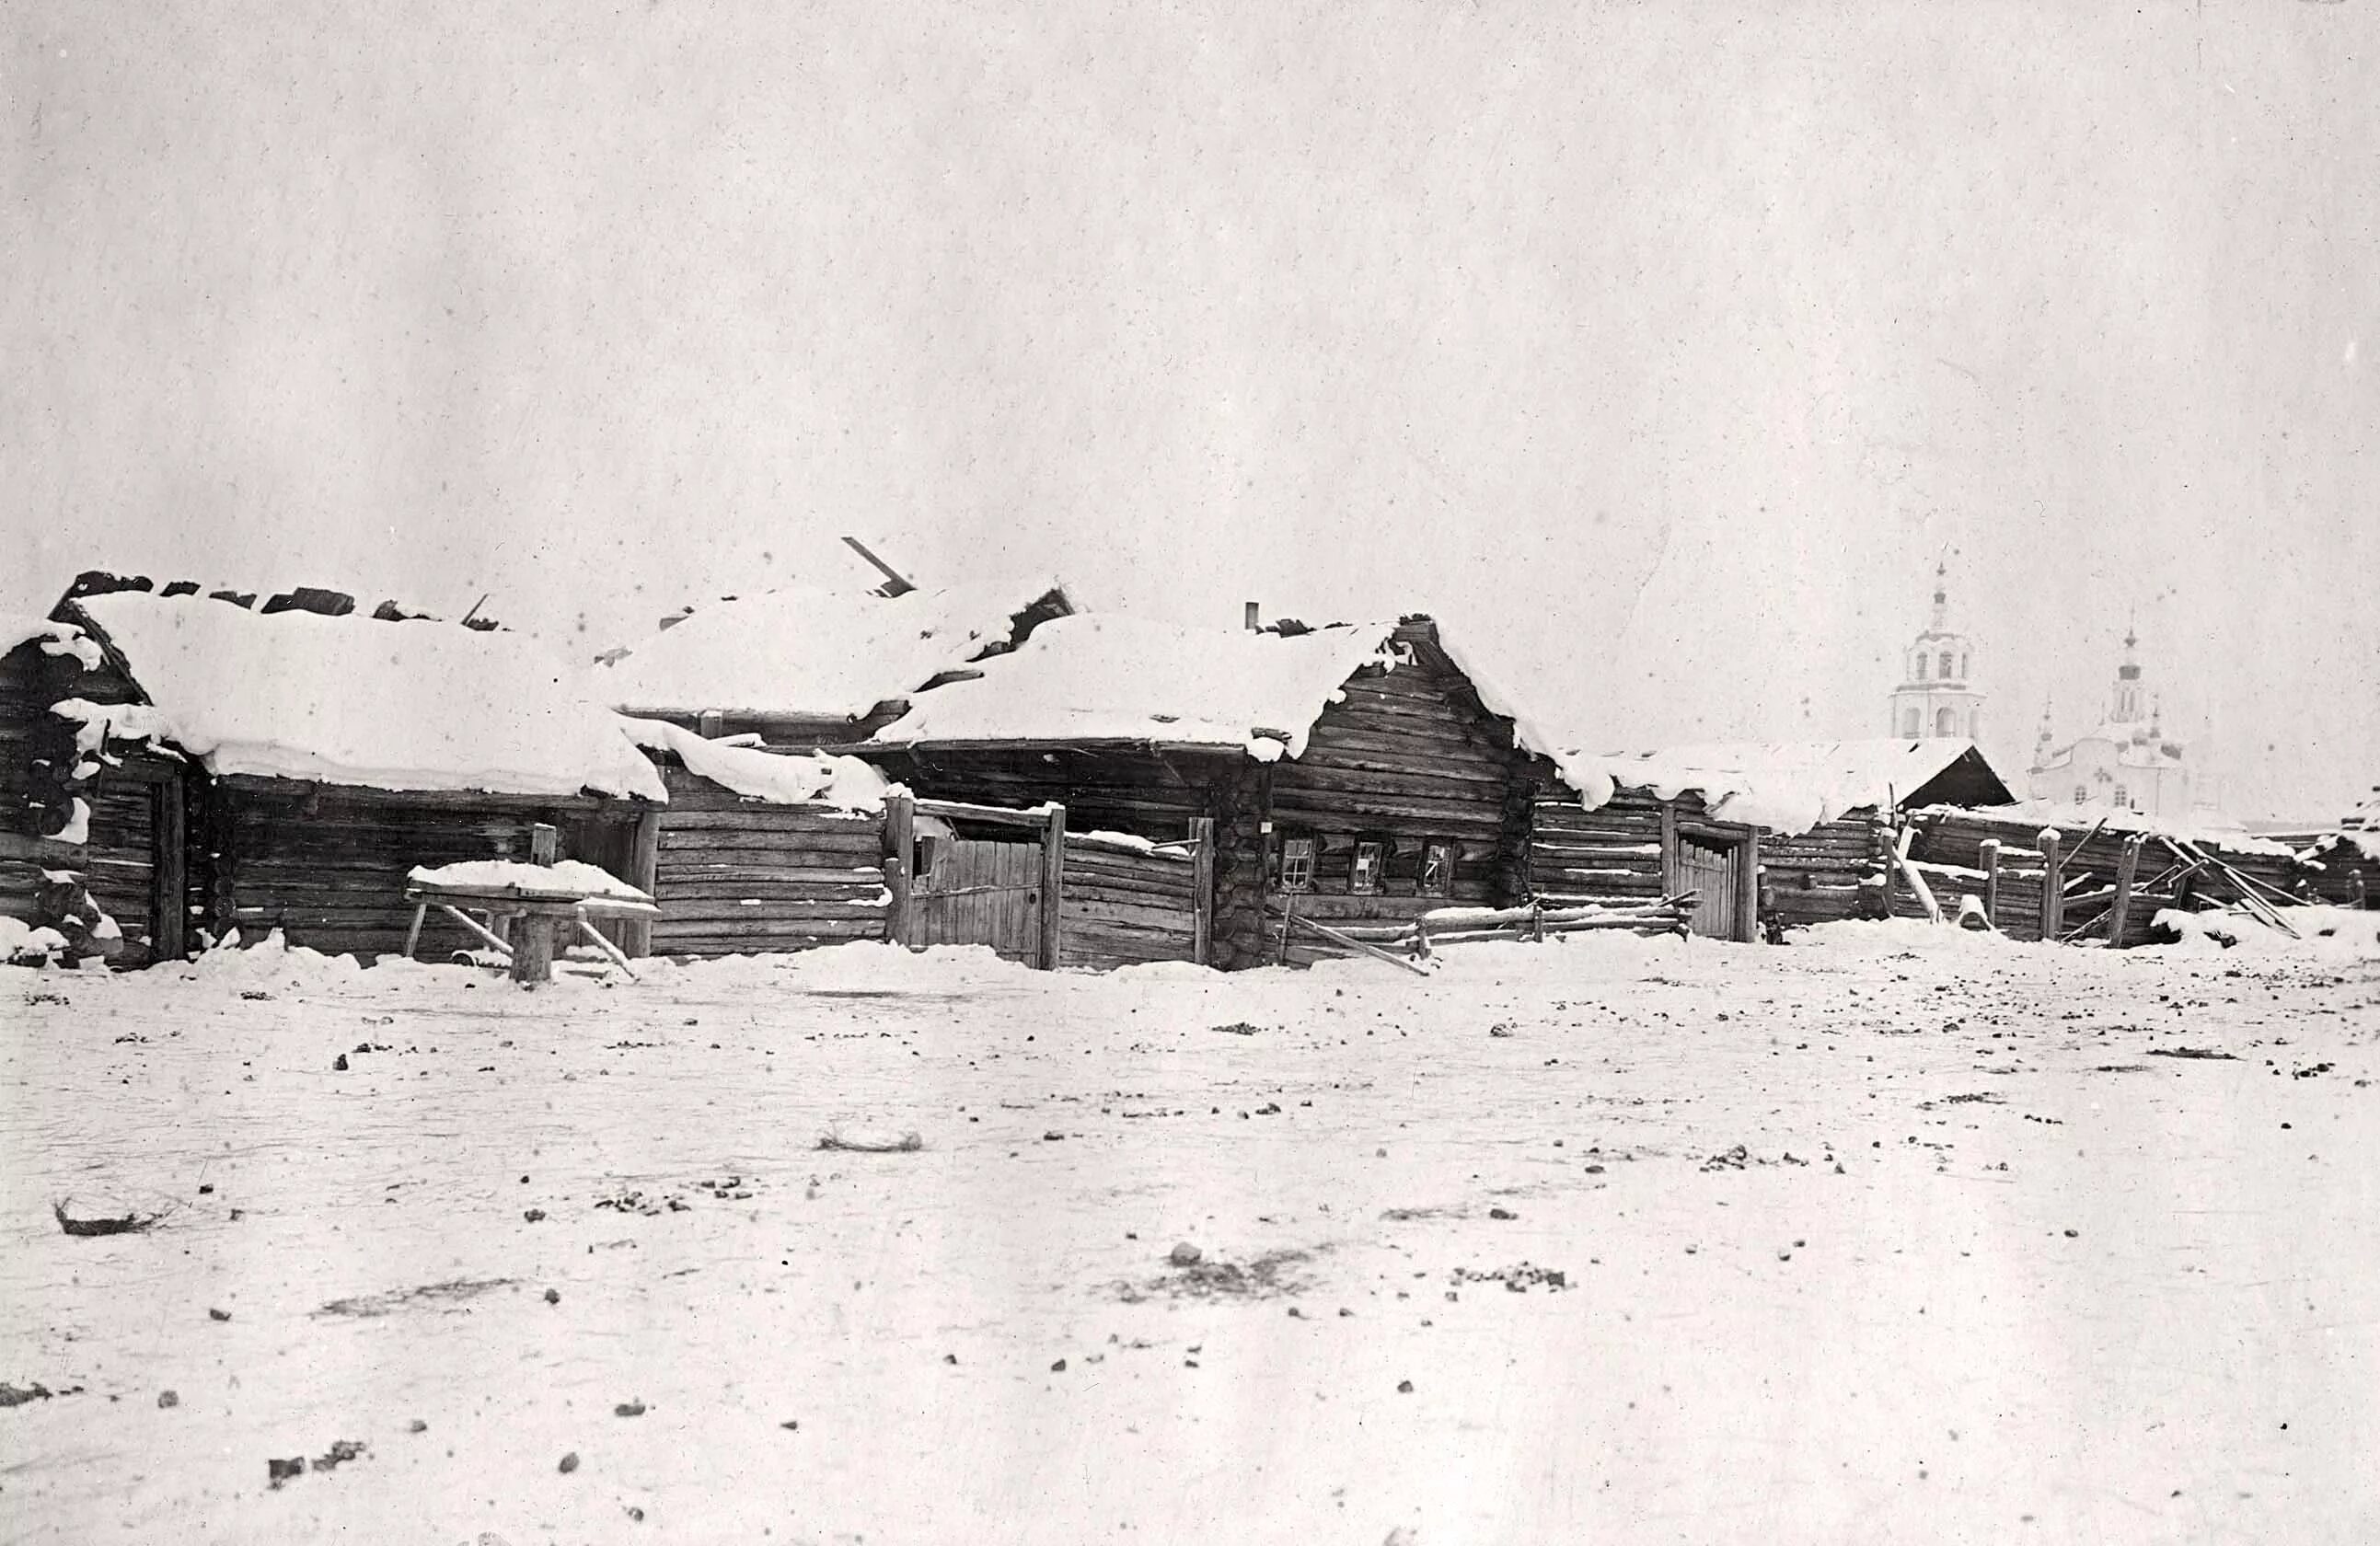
left=2024, top=625, right=2202, bottom=820
left=1887, top=565, right=1984, bottom=743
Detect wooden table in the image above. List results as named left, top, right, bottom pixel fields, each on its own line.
left=401, top=882, right=659, bottom=984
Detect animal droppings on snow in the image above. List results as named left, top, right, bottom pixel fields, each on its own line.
left=614, top=1401, right=647, bottom=1418
left=1168, top=1242, right=1203, bottom=1266
left=559, top=1451, right=581, bottom=1474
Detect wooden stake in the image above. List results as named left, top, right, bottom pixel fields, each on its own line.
left=884, top=791, right=916, bottom=949
left=2039, top=829, right=2065, bottom=940
left=2106, top=834, right=2145, bottom=947
left=513, top=825, right=560, bottom=984
left=1979, top=838, right=2001, bottom=929
left=1188, top=815, right=1215, bottom=965
left=1037, top=802, right=1066, bottom=970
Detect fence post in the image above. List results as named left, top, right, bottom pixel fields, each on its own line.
left=2039, top=829, right=2064, bottom=940
left=1736, top=831, right=1762, bottom=942
left=624, top=807, right=661, bottom=958
left=1188, top=816, right=1216, bottom=965
left=1038, top=802, right=1066, bottom=970
left=1979, top=838, right=2002, bottom=929
left=884, top=790, right=915, bottom=949
left=2107, top=833, right=2145, bottom=947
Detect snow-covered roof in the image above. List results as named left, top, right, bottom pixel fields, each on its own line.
left=1912, top=798, right=2299, bottom=858
left=623, top=719, right=890, bottom=810
left=597, top=579, right=1069, bottom=720
left=2, top=612, right=104, bottom=671
left=863, top=613, right=1412, bottom=761
left=406, top=859, right=654, bottom=904
left=68, top=591, right=665, bottom=801
left=1545, top=739, right=2011, bottom=836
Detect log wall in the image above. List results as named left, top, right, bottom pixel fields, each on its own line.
left=212, top=784, right=634, bottom=961
left=1525, top=788, right=1673, bottom=906
left=1756, top=810, right=1892, bottom=930
left=1252, top=625, right=1528, bottom=967
left=1059, top=832, right=1202, bottom=969
left=648, top=765, right=889, bottom=958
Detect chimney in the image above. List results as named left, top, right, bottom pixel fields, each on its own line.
left=1243, top=601, right=1261, bottom=632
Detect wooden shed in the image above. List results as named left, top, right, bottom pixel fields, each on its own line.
left=861, top=610, right=1548, bottom=969
left=597, top=578, right=1073, bottom=748
left=6, top=576, right=664, bottom=965
left=1521, top=739, right=2017, bottom=941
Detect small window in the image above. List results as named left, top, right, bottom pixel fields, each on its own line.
left=2074, top=785, right=2089, bottom=804
left=1935, top=707, right=1957, bottom=736
left=2115, top=785, right=2132, bottom=810
left=1349, top=840, right=1384, bottom=894
left=1277, top=836, right=1316, bottom=893
left=1420, top=841, right=1454, bottom=896
left=1914, top=655, right=1928, bottom=680
left=1938, top=651, right=1954, bottom=678
left=1959, top=652, right=1970, bottom=677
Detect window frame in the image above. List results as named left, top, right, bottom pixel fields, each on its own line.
left=1276, top=833, right=1317, bottom=894
left=1419, top=840, right=1455, bottom=897
left=1348, top=837, right=1386, bottom=895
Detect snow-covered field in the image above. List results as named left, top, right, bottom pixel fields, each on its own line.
left=5, top=920, right=2377, bottom=1545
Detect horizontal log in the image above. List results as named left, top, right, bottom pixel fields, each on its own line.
left=656, top=856, right=890, bottom=880
left=1062, top=895, right=1197, bottom=933
left=651, top=917, right=889, bottom=942
left=657, top=835, right=886, bottom=860
left=653, top=899, right=889, bottom=922
left=658, top=808, right=884, bottom=833
left=656, top=883, right=887, bottom=906
left=1271, top=762, right=1513, bottom=807
left=1267, top=792, right=1504, bottom=834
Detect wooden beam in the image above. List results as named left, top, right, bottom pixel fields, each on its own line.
left=2039, top=829, right=2065, bottom=940
left=915, top=796, right=1058, bottom=829
left=510, top=825, right=561, bottom=984
left=1658, top=801, right=1680, bottom=900
left=1188, top=815, right=1215, bottom=966
left=884, top=791, right=916, bottom=949
left=2106, top=834, right=2145, bottom=946
left=0, top=830, right=88, bottom=866
left=1037, top=802, right=1066, bottom=970
left=1979, top=838, right=2002, bottom=929
left=154, top=775, right=188, bottom=960
left=841, top=535, right=918, bottom=596
left=622, top=808, right=662, bottom=958
left=1736, top=831, right=1762, bottom=943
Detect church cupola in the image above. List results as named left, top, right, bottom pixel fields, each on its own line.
left=1887, top=560, right=1985, bottom=741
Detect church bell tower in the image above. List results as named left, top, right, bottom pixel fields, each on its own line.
left=1888, top=562, right=1984, bottom=742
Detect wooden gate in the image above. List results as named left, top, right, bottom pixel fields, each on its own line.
left=889, top=796, right=1068, bottom=967
left=1678, top=836, right=1740, bottom=940
left=910, top=837, right=1047, bottom=962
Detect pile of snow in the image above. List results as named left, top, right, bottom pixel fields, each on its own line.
left=406, top=859, right=653, bottom=904
left=0, top=917, right=73, bottom=963
left=1, top=612, right=103, bottom=670
left=1914, top=798, right=2299, bottom=858
left=2150, top=904, right=2380, bottom=960
left=599, top=580, right=1067, bottom=719
left=69, top=592, right=665, bottom=801
left=1543, top=739, right=2001, bottom=837
left=624, top=718, right=889, bottom=810
left=2299, top=829, right=2380, bottom=865
left=867, top=613, right=1407, bottom=760
left=1786, top=917, right=2023, bottom=955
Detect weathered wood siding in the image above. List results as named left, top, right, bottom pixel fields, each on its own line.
left=1061, top=833, right=1200, bottom=969
left=1758, top=811, right=1890, bottom=930
left=649, top=765, right=889, bottom=957
left=209, top=785, right=627, bottom=960
left=1249, top=626, right=1529, bottom=967
left=1526, top=787, right=1673, bottom=906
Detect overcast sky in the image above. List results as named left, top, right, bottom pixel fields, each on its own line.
left=5, top=1, right=2374, bottom=819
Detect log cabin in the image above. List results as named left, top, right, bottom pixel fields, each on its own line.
left=7, top=574, right=664, bottom=965
left=860, top=609, right=1562, bottom=969
left=1522, top=739, right=2017, bottom=940
left=595, top=578, right=1074, bottom=749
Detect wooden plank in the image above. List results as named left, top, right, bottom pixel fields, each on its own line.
left=1189, top=815, right=1215, bottom=966
left=916, top=796, right=1056, bottom=829
left=1038, top=802, right=1066, bottom=970
left=884, top=790, right=913, bottom=949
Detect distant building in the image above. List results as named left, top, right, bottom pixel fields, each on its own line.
left=2025, top=625, right=2199, bottom=819
left=1887, top=563, right=1983, bottom=741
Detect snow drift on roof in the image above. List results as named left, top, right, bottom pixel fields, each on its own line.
left=3, top=612, right=104, bottom=671
left=406, top=859, right=653, bottom=904
left=1548, top=739, right=2004, bottom=836
left=72, top=592, right=664, bottom=801
left=863, top=613, right=1406, bottom=760
left=623, top=719, right=890, bottom=810
left=597, top=580, right=1066, bottom=719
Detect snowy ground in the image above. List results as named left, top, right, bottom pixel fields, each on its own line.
left=4, top=919, right=2377, bottom=1545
